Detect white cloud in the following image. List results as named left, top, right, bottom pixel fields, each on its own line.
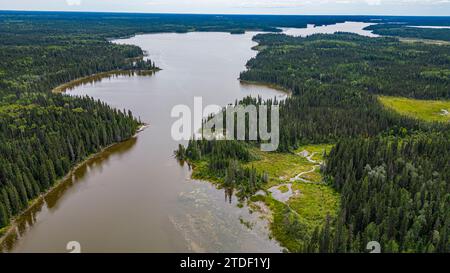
left=238, top=0, right=305, bottom=8
left=366, top=0, right=382, bottom=5
left=138, top=0, right=449, bottom=14
left=3, top=0, right=450, bottom=15
left=66, top=0, right=82, bottom=6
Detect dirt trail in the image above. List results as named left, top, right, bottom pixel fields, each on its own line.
left=290, top=151, right=325, bottom=184
left=268, top=150, right=325, bottom=205
left=290, top=165, right=319, bottom=183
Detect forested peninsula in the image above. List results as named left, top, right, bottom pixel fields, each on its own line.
left=178, top=33, right=450, bottom=252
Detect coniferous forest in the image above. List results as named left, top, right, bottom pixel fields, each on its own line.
left=1, top=11, right=449, bottom=253
left=180, top=33, right=450, bottom=252
left=0, top=13, right=157, bottom=230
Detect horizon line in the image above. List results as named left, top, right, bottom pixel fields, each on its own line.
left=1, top=9, right=450, bottom=18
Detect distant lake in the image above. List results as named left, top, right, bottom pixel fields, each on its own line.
left=281, top=21, right=379, bottom=37
left=408, top=26, right=450, bottom=29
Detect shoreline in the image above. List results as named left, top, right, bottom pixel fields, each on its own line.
left=3, top=36, right=158, bottom=249
left=239, top=79, right=292, bottom=96
left=0, top=124, right=149, bottom=250
left=52, top=68, right=161, bottom=93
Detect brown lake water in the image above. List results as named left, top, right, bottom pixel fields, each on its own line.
left=2, top=32, right=286, bottom=253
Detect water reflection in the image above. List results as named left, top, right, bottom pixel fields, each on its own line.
left=0, top=137, right=138, bottom=253
left=54, top=71, right=157, bottom=93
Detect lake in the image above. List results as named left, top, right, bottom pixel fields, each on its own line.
left=2, top=22, right=376, bottom=253
left=281, top=21, right=378, bottom=37
left=409, top=26, right=450, bottom=29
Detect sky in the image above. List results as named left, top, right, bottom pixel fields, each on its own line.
left=0, top=0, right=449, bottom=16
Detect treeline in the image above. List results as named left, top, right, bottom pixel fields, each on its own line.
left=276, top=91, right=434, bottom=152
left=365, top=24, right=450, bottom=42
left=308, top=134, right=449, bottom=253
left=0, top=39, right=156, bottom=94
left=2, top=11, right=450, bottom=39
left=176, top=139, right=268, bottom=198
left=242, top=33, right=450, bottom=99
left=0, top=94, right=140, bottom=229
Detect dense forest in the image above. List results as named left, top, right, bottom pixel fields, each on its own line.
left=180, top=33, right=450, bottom=252
left=1, top=11, right=450, bottom=40
left=0, top=96, right=140, bottom=228
left=1, top=11, right=449, bottom=252
left=243, top=33, right=450, bottom=99
left=0, top=13, right=159, bottom=231
left=316, top=133, right=449, bottom=253
left=365, top=24, right=450, bottom=42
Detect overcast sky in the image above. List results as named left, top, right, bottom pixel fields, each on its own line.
left=1, top=0, right=449, bottom=16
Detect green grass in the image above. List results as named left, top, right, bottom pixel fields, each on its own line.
left=251, top=183, right=340, bottom=253
left=379, top=96, right=450, bottom=123
left=245, top=149, right=313, bottom=187
left=251, top=194, right=309, bottom=252
left=246, top=144, right=339, bottom=252
left=190, top=160, right=223, bottom=185
left=289, top=183, right=340, bottom=229
left=278, top=185, right=289, bottom=193
left=193, top=144, right=334, bottom=187
left=299, top=167, right=322, bottom=183
left=294, top=144, right=334, bottom=162
left=244, top=144, right=334, bottom=186
left=188, top=144, right=340, bottom=252
left=0, top=227, right=7, bottom=238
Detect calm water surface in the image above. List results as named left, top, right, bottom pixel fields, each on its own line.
left=3, top=22, right=375, bottom=253
left=409, top=26, right=450, bottom=29
left=282, top=21, right=378, bottom=37
left=3, top=32, right=285, bottom=253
